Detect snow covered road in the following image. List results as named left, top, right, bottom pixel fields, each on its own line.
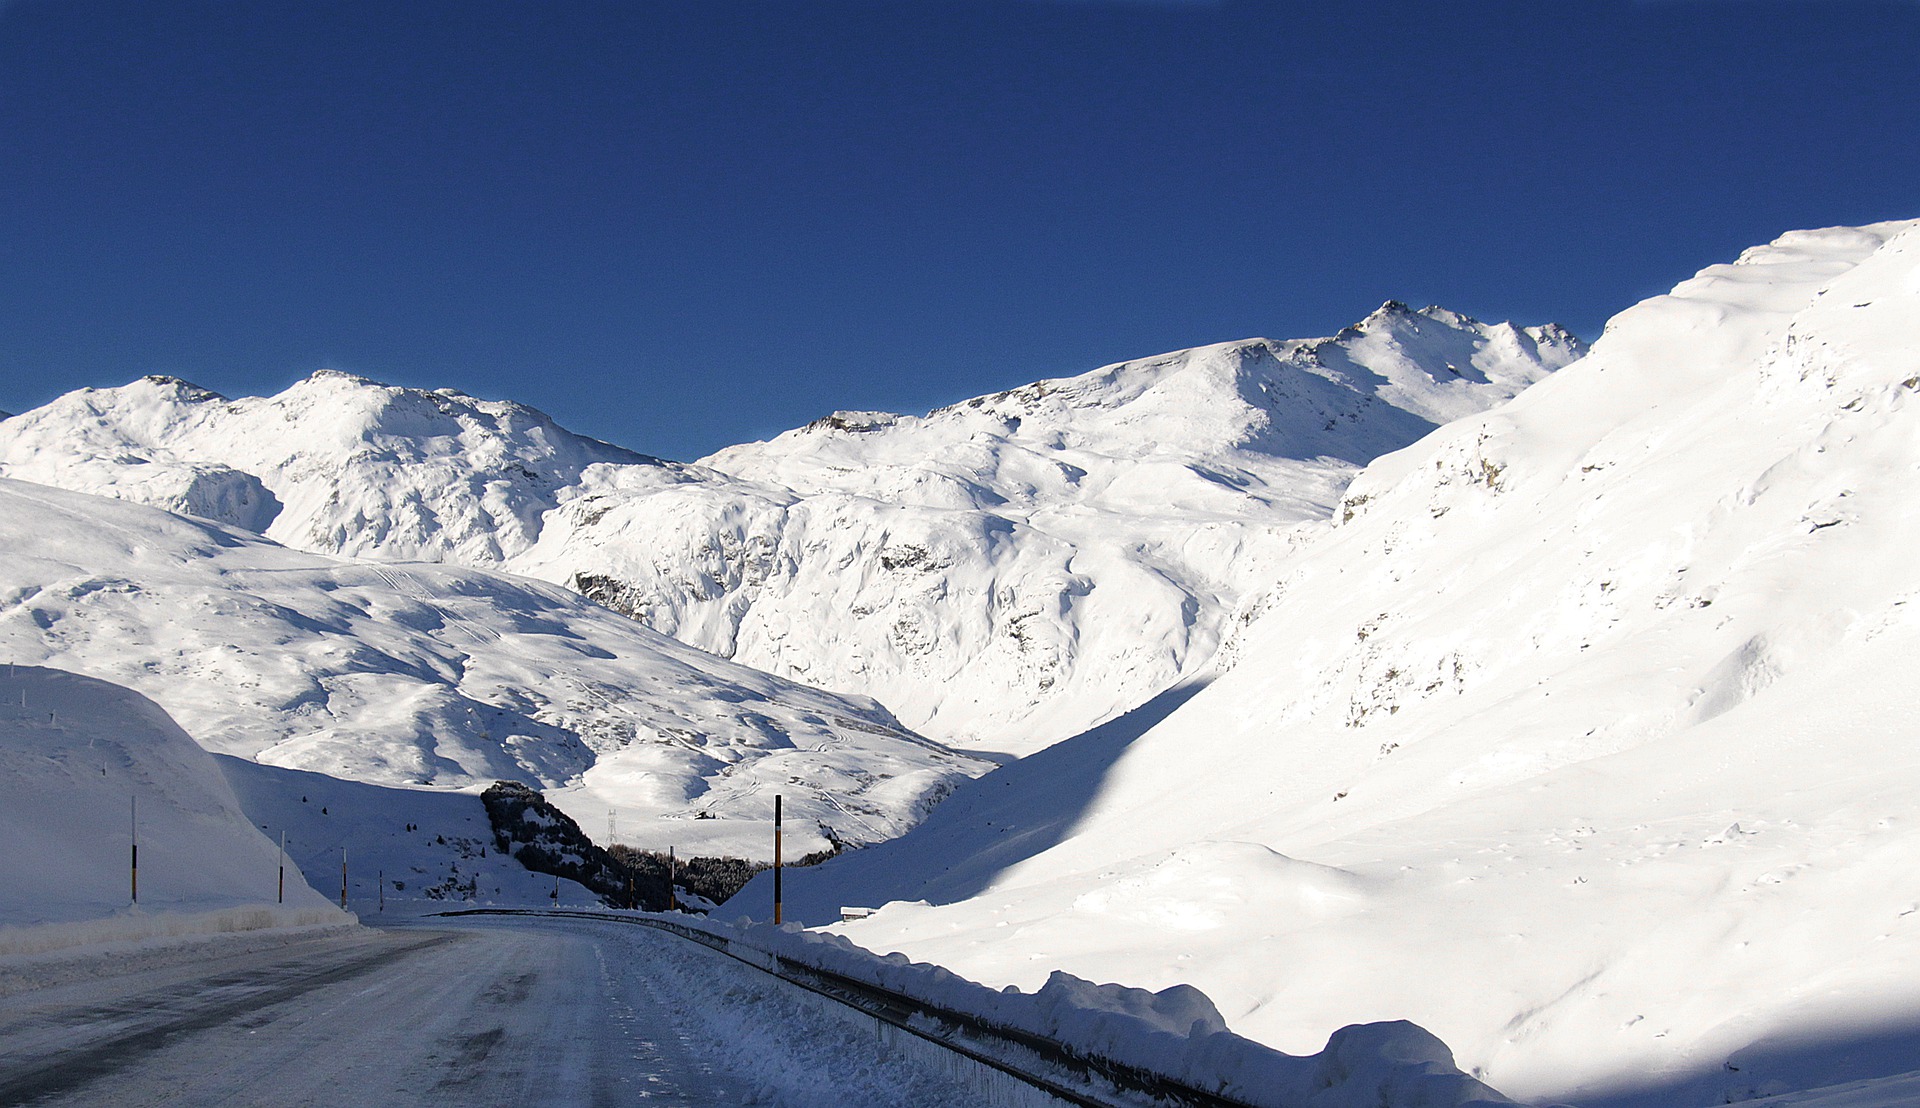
left=0, top=916, right=981, bottom=1107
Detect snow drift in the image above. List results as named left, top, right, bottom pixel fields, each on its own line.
left=696, top=915, right=1515, bottom=1107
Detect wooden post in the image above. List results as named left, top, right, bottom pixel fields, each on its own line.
left=668, top=846, right=677, bottom=912
left=339, top=847, right=347, bottom=910
left=378, top=869, right=384, bottom=913
left=129, top=795, right=137, bottom=905
left=278, top=831, right=285, bottom=904
left=773, top=794, right=783, bottom=925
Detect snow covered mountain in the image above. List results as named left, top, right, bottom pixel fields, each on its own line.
left=0, top=479, right=984, bottom=861
left=0, top=369, right=660, bottom=562
left=0, top=307, right=1581, bottom=753
left=530, top=305, right=1582, bottom=752
left=746, top=219, right=1920, bottom=1105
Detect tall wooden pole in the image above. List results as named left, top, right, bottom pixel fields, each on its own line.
left=339, top=847, right=347, bottom=910
left=278, top=831, right=285, bottom=904
left=129, top=795, right=138, bottom=905
left=773, top=794, right=783, bottom=925
left=668, top=846, right=677, bottom=912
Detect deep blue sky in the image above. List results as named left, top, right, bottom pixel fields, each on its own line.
left=1, top=1, right=1915, bottom=460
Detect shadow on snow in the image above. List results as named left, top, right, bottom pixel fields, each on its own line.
left=1554, top=1012, right=1920, bottom=1108
left=728, top=679, right=1208, bottom=927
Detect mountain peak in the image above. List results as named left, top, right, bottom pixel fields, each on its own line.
left=304, top=368, right=382, bottom=387
left=135, top=374, right=227, bottom=402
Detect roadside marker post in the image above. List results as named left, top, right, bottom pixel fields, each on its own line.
left=129, top=795, right=137, bottom=905
left=773, top=794, right=783, bottom=925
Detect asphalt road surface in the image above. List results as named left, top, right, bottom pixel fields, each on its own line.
left=0, top=915, right=975, bottom=1107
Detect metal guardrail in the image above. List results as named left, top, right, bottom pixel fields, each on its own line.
left=435, top=908, right=1263, bottom=1108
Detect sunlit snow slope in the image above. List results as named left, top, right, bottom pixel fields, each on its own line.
left=0, top=480, right=984, bottom=860
left=753, top=220, right=1920, bottom=1106
left=524, top=306, right=1582, bottom=752
left=0, top=665, right=336, bottom=929
left=0, top=308, right=1580, bottom=754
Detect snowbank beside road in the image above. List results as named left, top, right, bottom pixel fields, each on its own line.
left=0, top=907, right=355, bottom=1000
left=0, top=666, right=343, bottom=933
left=0, top=905, right=348, bottom=961
left=689, top=915, right=1514, bottom=1107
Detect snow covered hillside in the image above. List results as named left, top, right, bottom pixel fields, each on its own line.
left=523, top=306, right=1582, bottom=752
left=749, top=219, right=1920, bottom=1105
left=0, top=480, right=985, bottom=860
left=0, top=665, right=337, bottom=932
left=0, top=308, right=1579, bottom=753
left=215, top=756, right=610, bottom=914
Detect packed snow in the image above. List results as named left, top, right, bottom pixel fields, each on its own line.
left=0, top=307, right=1581, bottom=754
left=0, top=480, right=986, bottom=860
left=740, top=219, right=1920, bottom=1105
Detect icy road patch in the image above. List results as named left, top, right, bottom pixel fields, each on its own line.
left=0, top=916, right=979, bottom=1106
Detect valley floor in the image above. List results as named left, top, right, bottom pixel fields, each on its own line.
left=0, top=916, right=978, bottom=1107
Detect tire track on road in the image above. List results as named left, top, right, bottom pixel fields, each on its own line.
left=0, top=931, right=454, bottom=1106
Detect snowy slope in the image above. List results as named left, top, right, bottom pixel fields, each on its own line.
left=0, top=308, right=1580, bottom=753
left=746, top=219, right=1920, bottom=1105
left=518, top=307, right=1583, bottom=752
left=215, top=756, right=606, bottom=914
left=0, top=665, right=337, bottom=930
left=0, top=479, right=985, bottom=860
